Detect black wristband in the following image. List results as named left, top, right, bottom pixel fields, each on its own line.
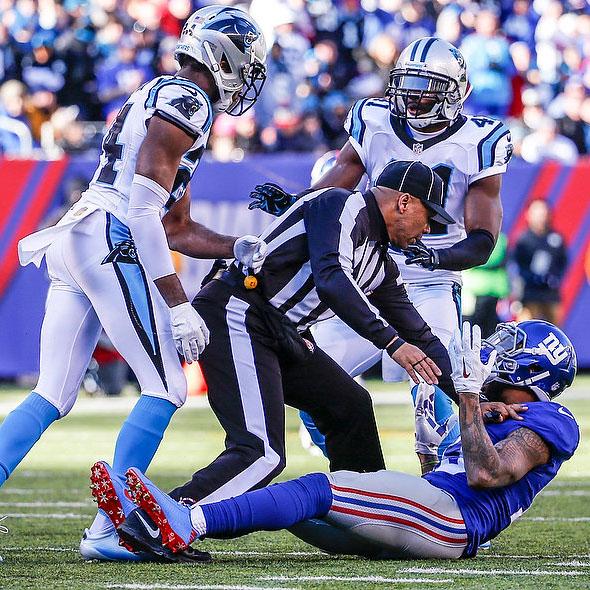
left=386, top=337, right=406, bottom=356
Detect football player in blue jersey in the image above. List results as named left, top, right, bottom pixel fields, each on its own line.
left=0, top=5, right=268, bottom=563
left=250, top=37, right=514, bottom=468
left=93, top=319, right=578, bottom=561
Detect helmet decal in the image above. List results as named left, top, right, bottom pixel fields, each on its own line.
left=175, top=6, right=266, bottom=116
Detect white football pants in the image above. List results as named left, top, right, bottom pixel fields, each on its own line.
left=311, top=282, right=461, bottom=381
left=35, top=210, right=186, bottom=416
left=290, top=469, right=467, bottom=559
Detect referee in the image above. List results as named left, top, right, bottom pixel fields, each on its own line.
left=168, top=160, right=458, bottom=505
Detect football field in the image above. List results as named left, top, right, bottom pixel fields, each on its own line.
left=0, top=380, right=589, bottom=590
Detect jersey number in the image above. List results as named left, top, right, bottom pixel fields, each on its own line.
left=471, top=116, right=495, bottom=128
left=430, top=164, right=453, bottom=236
left=97, top=103, right=133, bottom=185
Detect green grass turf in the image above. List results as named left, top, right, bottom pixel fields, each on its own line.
left=0, top=382, right=589, bottom=590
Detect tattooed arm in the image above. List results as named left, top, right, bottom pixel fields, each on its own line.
left=450, top=323, right=551, bottom=489
left=459, top=394, right=551, bottom=489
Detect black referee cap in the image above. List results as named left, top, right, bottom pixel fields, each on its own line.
left=375, top=160, right=455, bottom=225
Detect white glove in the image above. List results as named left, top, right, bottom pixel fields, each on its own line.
left=449, top=322, right=497, bottom=395
left=414, top=382, right=459, bottom=455
left=169, top=302, right=210, bottom=364
left=233, top=235, right=268, bottom=274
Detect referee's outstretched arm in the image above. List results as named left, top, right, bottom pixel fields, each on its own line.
left=303, top=189, right=441, bottom=387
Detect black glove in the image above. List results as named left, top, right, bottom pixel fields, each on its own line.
left=403, top=240, right=439, bottom=271
left=248, top=182, right=297, bottom=217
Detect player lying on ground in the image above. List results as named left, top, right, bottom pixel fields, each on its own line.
left=86, top=159, right=460, bottom=562
left=0, top=5, right=268, bottom=563
left=94, top=319, right=578, bottom=561
left=250, top=37, right=513, bottom=460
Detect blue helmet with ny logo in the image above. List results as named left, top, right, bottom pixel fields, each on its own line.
left=481, top=320, right=577, bottom=401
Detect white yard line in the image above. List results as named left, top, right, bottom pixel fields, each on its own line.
left=210, top=551, right=324, bottom=557
left=548, top=480, right=590, bottom=488
left=541, top=490, right=590, bottom=496
left=263, top=575, right=453, bottom=584
left=2, top=546, right=78, bottom=552
left=0, top=501, right=91, bottom=508
left=107, top=587, right=298, bottom=590
left=4, top=512, right=89, bottom=519
left=0, top=488, right=55, bottom=495
left=479, top=554, right=590, bottom=560
left=400, top=567, right=587, bottom=577
left=523, top=517, right=590, bottom=522
left=549, top=561, right=590, bottom=567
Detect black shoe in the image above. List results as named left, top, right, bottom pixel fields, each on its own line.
left=117, top=508, right=211, bottom=563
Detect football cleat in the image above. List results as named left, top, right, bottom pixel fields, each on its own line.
left=79, top=527, right=145, bottom=562
left=89, top=461, right=136, bottom=527
left=89, top=460, right=139, bottom=553
left=125, top=467, right=197, bottom=553
left=117, top=508, right=211, bottom=563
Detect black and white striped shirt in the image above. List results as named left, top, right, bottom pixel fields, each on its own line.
left=254, top=187, right=405, bottom=350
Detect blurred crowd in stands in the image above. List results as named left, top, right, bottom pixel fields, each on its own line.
left=2, top=0, right=590, bottom=162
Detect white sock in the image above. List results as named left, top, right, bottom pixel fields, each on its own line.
left=87, top=510, right=115, bottom=536
left=189, top=505, right=207, bottom=537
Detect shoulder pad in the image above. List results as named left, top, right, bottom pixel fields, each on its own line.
left=463, top=116, right=512, bottom=171
left=146, top=78, right=213, bottom=139
left=344, top=98, right=389, bottom=145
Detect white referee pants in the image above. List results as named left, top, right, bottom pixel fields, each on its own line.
left=35, top=210, right=186, bottom=416
left=311, top=282, right=461, bottom=381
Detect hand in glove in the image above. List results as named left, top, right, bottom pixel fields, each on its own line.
left=169, top=302, right=210, bottom=364
left=414, top=382, right=459, bottom=455
left=233, top=235, right=268, bottom=274
left=403, top=240, right=439, bottom=271
left=449, top=322, right=497, bottom=395
left=248, top=182, right=296, bottom=217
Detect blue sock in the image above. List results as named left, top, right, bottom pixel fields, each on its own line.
left=299, top=411, right=328, bottom=457
left=112, top=395, right=176, bottom=476
left=411, top=384, right=460, bottom=458
left=202, top=473, right=332, bottom=537
left=0, top=392, right=59, bottom=486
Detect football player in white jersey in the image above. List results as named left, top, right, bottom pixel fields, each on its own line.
left=0, top=5, right=267, bottom=561
left=250, top=37, right=513, bottom=466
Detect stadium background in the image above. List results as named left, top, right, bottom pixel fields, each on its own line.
left=1, top=0, right=590, bottom=377
left=0, top=2, right=590, bottom=588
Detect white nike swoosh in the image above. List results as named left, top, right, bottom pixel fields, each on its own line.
left=558, top=406, right=574, bottom=420
left=135, top=511, right=160, bottom=539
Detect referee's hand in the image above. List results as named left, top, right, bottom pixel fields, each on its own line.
left=390, top=342, right=441, bottom=385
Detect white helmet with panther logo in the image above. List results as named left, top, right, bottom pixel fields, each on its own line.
left=387, top=37, right=471, bottom=129
left=175, top=6, right=267, bottom=115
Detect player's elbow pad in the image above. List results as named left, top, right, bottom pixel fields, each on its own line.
left=128, top=174, right=176, bottom=280
left=436, top=229, right=495, bottom=271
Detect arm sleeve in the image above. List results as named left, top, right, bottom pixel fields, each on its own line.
left=368, top=258, right=458, bottom=403
left=304, top=189, right=397, bottom=350
left=435, top=229, right=496, bottom=271
left=127, top=174, right=176, bottom=281
left=470, top=122, right=513, bottom=183
left=151, top=82, right=213, bottom=140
